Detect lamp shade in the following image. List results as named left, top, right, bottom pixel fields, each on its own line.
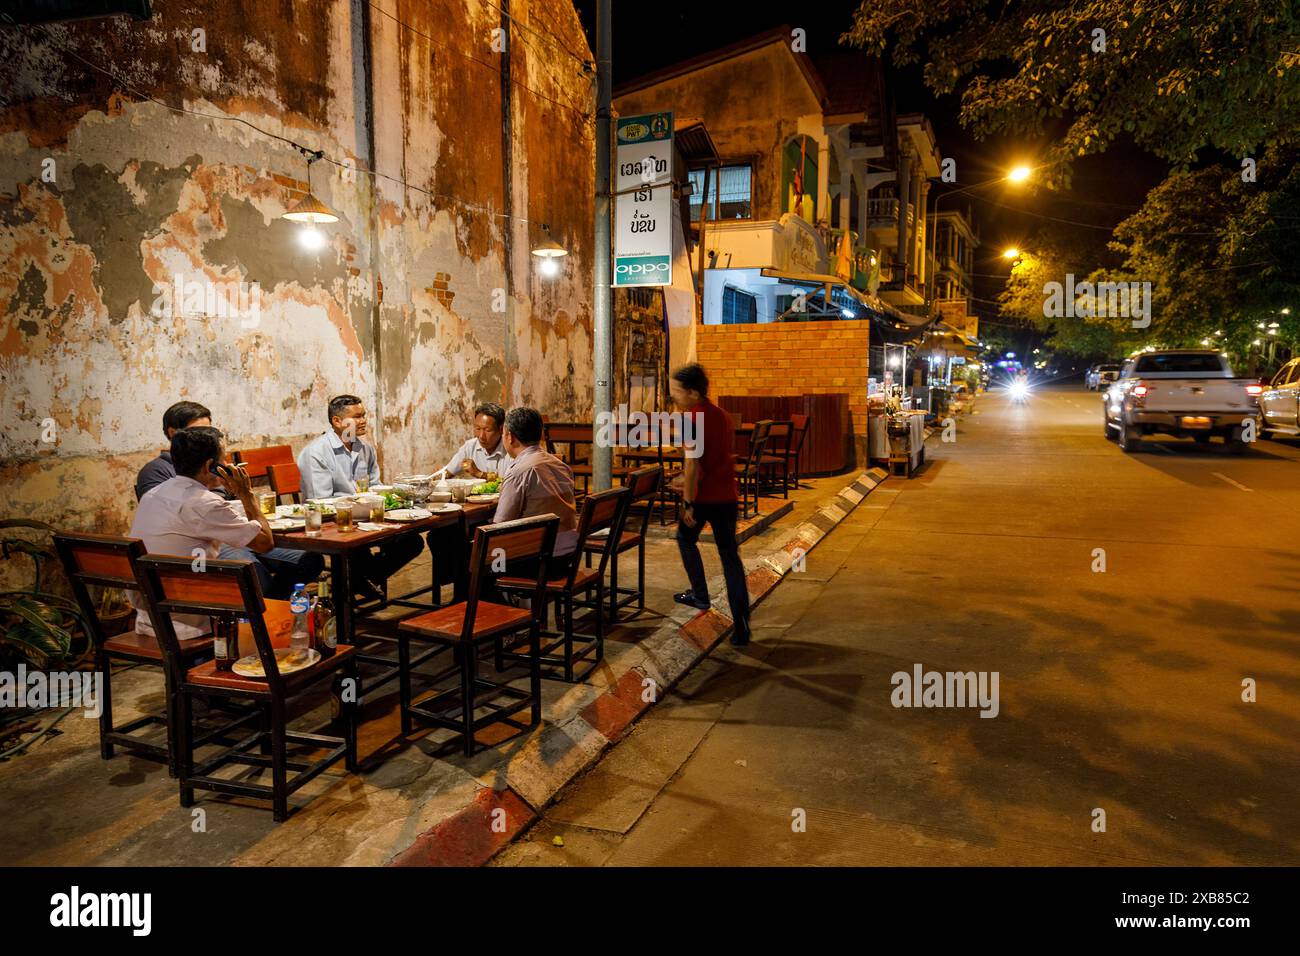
left=282, top=192, right=338, bottom=224
left=531, top=236, right=568, bottom=258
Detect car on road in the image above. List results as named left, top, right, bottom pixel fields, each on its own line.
left=1102, top=350, right=1263, bottom=453
left=1086, top=363, right=1123, bottom=390
left=1259, top=357, right=1300, bottom=437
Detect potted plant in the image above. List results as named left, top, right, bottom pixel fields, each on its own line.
left=0, top=519, right=92, bottom=672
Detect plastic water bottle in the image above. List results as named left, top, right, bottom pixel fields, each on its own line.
left=290, top=583, right=311, bottom=657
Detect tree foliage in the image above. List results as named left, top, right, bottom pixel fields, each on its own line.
left=843, top=0, right=1300, bottom=180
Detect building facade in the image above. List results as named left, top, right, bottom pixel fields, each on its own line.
left=0, top=0, right=594, bottom=557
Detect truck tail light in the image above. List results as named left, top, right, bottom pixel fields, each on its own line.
left=1131, top=383, right=1149, bottom=404
left=1245, top=383, right=1264, bottom=395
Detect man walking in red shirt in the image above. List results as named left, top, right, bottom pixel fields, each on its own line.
left=669, top=363, right=752, bottom=646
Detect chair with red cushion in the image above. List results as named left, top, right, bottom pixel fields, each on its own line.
left=757, top=420, right=793, bottom=498
left=267, top=461, right=302, bottom=504
left=396, top=514, right=559, bottom=756
left=133, top=554, right=358, bottom=822
left=735, top=420, right=773, bottom=519
left=233, top=445, right=294, bottom=486
left=582, top=465, right=660, bottom=621
left=495, top=486, right=630, bottom=683
left=52, top=532, right=249, bottom=777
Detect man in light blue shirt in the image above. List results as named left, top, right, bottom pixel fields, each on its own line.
left=298, top=394, right=421, bottom=592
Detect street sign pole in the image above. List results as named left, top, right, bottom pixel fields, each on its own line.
left=592, top=0, right=613, bottom=492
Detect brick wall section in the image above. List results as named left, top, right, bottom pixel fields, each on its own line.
left=695, top=321, right=873, bottom=436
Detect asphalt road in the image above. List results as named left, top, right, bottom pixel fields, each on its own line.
left=495, top=385, right=1300, bottom=866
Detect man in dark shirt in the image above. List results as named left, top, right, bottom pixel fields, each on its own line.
left=669, top=363, right=751, bottom=646
left=135, top=400, right=212, bottom=500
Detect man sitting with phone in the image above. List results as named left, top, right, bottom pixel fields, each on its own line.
left=129, top=427, right=322, bottom=638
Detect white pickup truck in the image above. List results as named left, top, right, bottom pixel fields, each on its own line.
left=1102, top=350, right=1263, bottom=453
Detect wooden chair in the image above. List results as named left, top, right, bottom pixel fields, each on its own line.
left=735, top=420, right=773, bottom=520
left=396, top=515, right=558, bottom=756
left=496, top=486, right=630, bottom=683
left=544, top=421, right=627, bottom=497
left=233, top=445, right=295, bottom=486
left=267, top=461, right=302, bottom=504
left=51, top=532, right=250, bottom=777
left=784, top=413, right=811, bottom=488
left=133, top=554, right=358, bottom=822
left=583, top=465, right=660, bottom=621
left=757, top=420, right=794, bottom=498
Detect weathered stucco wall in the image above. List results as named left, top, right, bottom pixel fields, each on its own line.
left=0, top=0, right=594, bottom=575
left=615, top=42, right=823, bottom=222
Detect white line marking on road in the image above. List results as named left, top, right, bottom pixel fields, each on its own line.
left=1150, top=443, right=1173, bottom=454
left=1212, top=472, right=1253, bottom=492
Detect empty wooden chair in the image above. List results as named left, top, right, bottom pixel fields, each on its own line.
left=496, top=487, right=630, bottom=682
left=757, top=420, right=794, bottom=498
left=396, top=515, right=558, bottom=756
left=233, top=445, right=295, bottom=486
left=583, top=465, right=661, bottom=621
left=735, top=420, right=773, bottom=520
left=267, top=461, right=302, bottom=504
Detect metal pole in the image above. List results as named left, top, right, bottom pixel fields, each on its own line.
left=593, top=0, right=613, bottom=491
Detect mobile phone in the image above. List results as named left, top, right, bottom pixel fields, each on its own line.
left=212, top=463, right=236, bottom=478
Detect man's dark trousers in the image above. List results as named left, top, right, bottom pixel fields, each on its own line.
left=676, top=501, right=750, bottom=636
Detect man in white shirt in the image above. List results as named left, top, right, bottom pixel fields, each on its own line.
left=296, top=393, right=421, bottom=592
left=129, top=426, right=320, bottom=640
left=440, top=402, right=513, bottom=479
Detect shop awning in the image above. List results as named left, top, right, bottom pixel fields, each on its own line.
left=757, top=268, right=912, bottom=324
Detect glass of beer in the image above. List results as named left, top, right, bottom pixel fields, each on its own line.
left=259, top=492, right=276, bottom=516
left=304, top=503, right=322, bottom=537
left=370, top=498, right=385, bottom=522
left=335, top=504, right=354, bottom=533
left=355, top=475, right=370, bottom=494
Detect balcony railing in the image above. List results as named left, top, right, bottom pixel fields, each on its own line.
left=867, top=198, right=914, bottom=229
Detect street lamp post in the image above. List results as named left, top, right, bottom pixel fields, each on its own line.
left=592, top=0, right=613, bottom=491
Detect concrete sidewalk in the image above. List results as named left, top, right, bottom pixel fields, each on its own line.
left=0, top=467, right=889, bottom=867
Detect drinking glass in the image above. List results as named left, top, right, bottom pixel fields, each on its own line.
left=370, top=499, right=385, bottom=522
left=335, top=505, right=354, bottom=533
left=355, top=475, right=370, bottom=493
left=259, top=492, right=276, bottom=516
left=304, top=503, right=322, bottom=537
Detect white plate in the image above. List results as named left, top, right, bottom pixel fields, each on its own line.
left=385, top=508, right=434, bottom=522
left=432, top=502, right=462, bottom=513
left=268, top=517, right=305, bottom=531
left=232, top=647, right=319, bottom=677
left=466, top=493, right=500, bottom=504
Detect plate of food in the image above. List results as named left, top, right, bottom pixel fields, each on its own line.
left=267, top=517, right=305, bottom=531
left=232, top=647, right=319, bottom=677
left=466, top=493, right=500, bottom=504
left=281, top=502, right=337, bottom=517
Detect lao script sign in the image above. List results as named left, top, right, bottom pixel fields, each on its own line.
left=614, top=111, right=673, bottom=287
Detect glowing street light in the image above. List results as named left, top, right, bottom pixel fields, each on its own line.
left=1007, top=165, right=1033, bottom=183
left=1002, top=247, right=1020, bottom=260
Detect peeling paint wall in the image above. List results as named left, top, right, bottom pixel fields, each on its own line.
left=0, top=0, right=594, bottom=582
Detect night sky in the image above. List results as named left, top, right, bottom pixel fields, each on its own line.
left=572, top=1, right=1170, bottom=354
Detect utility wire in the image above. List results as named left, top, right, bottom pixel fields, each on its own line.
left=14, top=13, right=588, bottom=226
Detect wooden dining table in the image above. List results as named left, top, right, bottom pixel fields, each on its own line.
left=272, top=501, right=495, bottom=692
